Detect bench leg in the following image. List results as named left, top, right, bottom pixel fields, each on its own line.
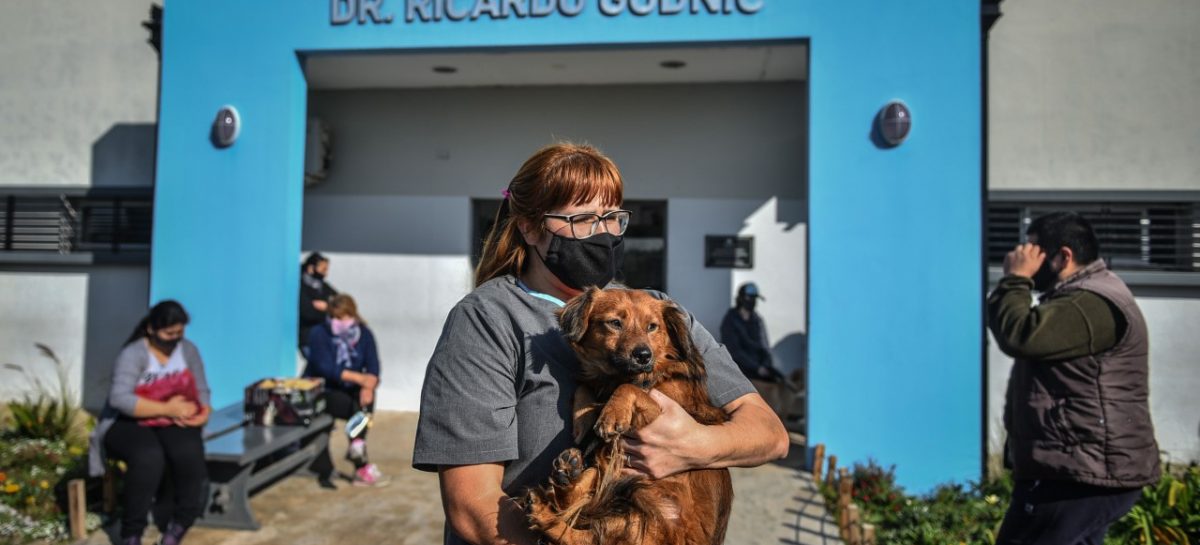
left=197, top=462, right=259, bottom=530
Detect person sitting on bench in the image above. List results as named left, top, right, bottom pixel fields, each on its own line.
left=303, top=293, right=389, bottom=488
left=88, top=300, right=211, bottom=545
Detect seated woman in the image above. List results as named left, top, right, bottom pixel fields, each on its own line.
left=88, top=300, right=211, bottom=545
left=303, top=293, right=388, bottom=488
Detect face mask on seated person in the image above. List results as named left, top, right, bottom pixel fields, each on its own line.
left=539, top=232, right=625, bottom=290
left=150, top=335, right=180, bottom=353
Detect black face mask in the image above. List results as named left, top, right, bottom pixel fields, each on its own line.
left=150, top=336, right=180, bottom=353
left=539, top=232, right=625, bottom=290
left=1032, top=252, right=1060, bottom=292
left=737, top=296, right=757, bottom=312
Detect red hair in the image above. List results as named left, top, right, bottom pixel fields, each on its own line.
left=474, top=143, right=624, bottom=287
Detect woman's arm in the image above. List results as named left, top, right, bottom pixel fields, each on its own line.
left=109, top=344, right=197, bottom=419
left=439, top=464, right=539, bottom=545
left=623, top=390, right=789, bottom=479
left=362, top=328, right=381, bottom=379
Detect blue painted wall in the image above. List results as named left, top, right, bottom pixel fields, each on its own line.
left=152, top=0, right=981, bottom=491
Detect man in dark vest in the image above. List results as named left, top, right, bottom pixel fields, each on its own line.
left=989, top=211, right=1159, bottom=544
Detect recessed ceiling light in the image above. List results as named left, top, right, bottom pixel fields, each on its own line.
left=432, top=66, right=458, bottom=74
left=660, top=60, right=686, bottom=69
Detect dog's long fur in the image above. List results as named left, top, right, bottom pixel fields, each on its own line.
left=524, top=287, right=733, bottom=545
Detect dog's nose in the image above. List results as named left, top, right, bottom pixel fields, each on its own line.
left=632, top=346, right=653, bottom=367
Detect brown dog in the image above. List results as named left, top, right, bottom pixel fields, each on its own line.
left=524, top=287, right=733, bottom=545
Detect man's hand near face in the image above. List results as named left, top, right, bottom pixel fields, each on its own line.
left=1004, top=243, right=1046, bottom=279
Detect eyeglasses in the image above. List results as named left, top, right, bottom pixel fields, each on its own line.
left=542, top=209, right=633, bottom=239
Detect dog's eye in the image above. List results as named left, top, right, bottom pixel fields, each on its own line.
left=647, top=323, right=658, bottom=332
left=607, top=319, right=622, bottom=329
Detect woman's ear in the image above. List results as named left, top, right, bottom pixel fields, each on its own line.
left=558, top=287, right=599, bottom=343
left=662, top=303, right=696, bottom=362
left=517, top=219, right=540, bottom=246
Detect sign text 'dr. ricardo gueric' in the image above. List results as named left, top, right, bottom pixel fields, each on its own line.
left=331, top=0, right=763, bottom=24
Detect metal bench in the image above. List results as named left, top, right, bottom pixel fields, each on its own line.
left=196, top=404, right=333, bottom=530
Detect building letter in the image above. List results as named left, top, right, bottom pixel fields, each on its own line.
left=735, top=0, right=762, bottom=13
left=629, top=0, right=655, bottom=15
left=445, top=0, right=471, bottom=19
left=331, top=0, right=356, bottom=24
left=358, top=0, right=390, bottom=23
left=502, top=0, right=529, bottom=17
left=407, top=0, right=432, bottom=21
left=558, top=0, right=584, bottom=16
left=599, top=0, right=625, bottom=16
left=530, top=0, right=555, bottom=16
left=659, top=0, right=685, bottom=15
left=472, top=0, right=504, bottom=19
left=691, top=0, right=719, bottom=14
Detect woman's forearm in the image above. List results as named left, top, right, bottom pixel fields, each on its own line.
left=440, top=465, right=539, bottom=545
left=702, top=394, right=790, bottom=468
left=130, top=397, right=175, bottom=418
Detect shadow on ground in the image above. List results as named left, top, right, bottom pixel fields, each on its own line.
left=88, top=412, right=839, bottom=545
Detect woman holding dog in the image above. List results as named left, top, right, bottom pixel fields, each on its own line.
left=414, top=143, right=790, bottom=545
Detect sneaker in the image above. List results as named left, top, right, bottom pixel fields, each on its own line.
left=352, top=463, right=391, bottom=487
left=346, top=438, right=367, bottom=465
left=156, top=522, right=188, bottom=545
left=317, top=475, right=338, bottom=490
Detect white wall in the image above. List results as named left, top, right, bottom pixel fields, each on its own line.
left=985, top=0, right=1200, bottom=465
left=307, top=82, right=806, bottom=200
left=304, top=83, right=808, bottom=409
left=0, top=0, right=158, bottom=187
left=986, top=293, right=1200, bottom=465
left=0, top=1, right=157, bottom=411
left=0, top=273, right=88, bottom=403
left=988, top=0, right=1200, bottom=191
left=668, top=198, right=807, bottom=373
left=0, top=267, right=149, bottom=413
left=302, top=195, right=475, bottom=411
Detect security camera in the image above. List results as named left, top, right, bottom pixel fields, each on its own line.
left=876, top=101, right=911, bottom=147
left=212, top=106, right=240, bottom=148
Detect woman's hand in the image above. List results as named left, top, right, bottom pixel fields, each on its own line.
left=176, top=404, right=210, bottom=427
left=163, top=395, right=198, bottom=419
left=623, top=390, right=790, bottom=480
left=622, top=389, right=709, bottom=480
left=359, top=387, right=375, bottom=408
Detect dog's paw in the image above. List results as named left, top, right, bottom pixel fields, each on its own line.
left=552, top=448, right=585, bottom=486
left=523, top=489, right=559, bottom=531
left=595, top=405, right=634, bottom=441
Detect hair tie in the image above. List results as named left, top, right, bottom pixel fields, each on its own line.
left=501, top=189, right=511, bottom=199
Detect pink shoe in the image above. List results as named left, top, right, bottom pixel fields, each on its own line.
left=353, top=463, right=391, bottom=487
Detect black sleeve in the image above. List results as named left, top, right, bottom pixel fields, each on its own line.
left=720, top=311, right=760, bottom=375
left=299, top=284, right=326, bottom=323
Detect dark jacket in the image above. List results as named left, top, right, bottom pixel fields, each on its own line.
left=303, top=322, right=380, bottom=393
left=720, top=308, right=774, bottom=379
left=989, top=260, right=1160, bottom=488
left=299, top=273, right=337, bottom=348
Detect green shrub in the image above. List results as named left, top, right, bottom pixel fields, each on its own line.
left=3, top=344, right=85, bottom=446
left=822, top=457, right=1198, bottom=545
left=0, top=437, right=92, bottom=543
left=1106, top=464, right=1200, bottom=545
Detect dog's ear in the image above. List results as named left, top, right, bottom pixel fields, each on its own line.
left=559, top=287, right=599, bottom=343
left=662, top=302, right=696, bottom=362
